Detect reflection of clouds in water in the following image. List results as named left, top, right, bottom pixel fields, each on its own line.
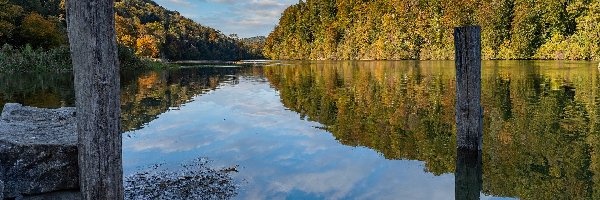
left=238, top=146, right=455, bottom=200
left=267, top=164, right=369, bottom=200
left=123, top=77, right=460, bottom=199
left=206, top=123, right=245, bottom=139
left=127, top=130, right=213, bottom=153
left=219, top=137, right=285, bottom=162
left=354, top=163, right=454, bottom=200
left=296, top=139, right=335, bottom=155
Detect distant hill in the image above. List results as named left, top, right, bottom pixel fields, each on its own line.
left=114, top=0, right=264, bottom=60
left=0, top=0, right=264, bottom=61
left=240, top=36, right=266, bottom=59
left=264, top=0, right=600, bottom=61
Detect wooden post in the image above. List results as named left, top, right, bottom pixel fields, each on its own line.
left=455, top=149, right=482, bottom=200
left=454, top=26, right=483, bottom=151
left=66, top=0, right=123, bottom=199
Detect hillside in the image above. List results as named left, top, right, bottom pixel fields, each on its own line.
left=264, top=0, right=600, bottom=60
left=0, top=0, right=263, bottom=63
left=114, top=0, right=263, bottom=60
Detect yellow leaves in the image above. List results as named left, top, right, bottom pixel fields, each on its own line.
left=20, top=12, right=65, bottom=48
left=115, top=14, right=135, bottom=39
left=119, top=35, right=135, bottom=48
left=144, top=21, right=165, bottom=43
left=534, top=33, right=567, bottom=60
left=267, top=0, right=600, bottom=60
left=497, top=40, right=517, bottom=59
left=116, top=14, right=162, bottom=58
left=135, top=35, right=159, bottom=58
left=209, top=31, right=219, bottom=42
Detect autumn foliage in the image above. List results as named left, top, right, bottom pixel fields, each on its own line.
left=0, top=0, right=264, bottom=63
left=265, top=0, right=600, bottom=60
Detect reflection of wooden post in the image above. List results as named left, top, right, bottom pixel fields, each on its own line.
left=456, top=149, right=482, bottom=200
left=66, top=0, right=123, bottom=199
left=454, top=26, right=483, bottom=150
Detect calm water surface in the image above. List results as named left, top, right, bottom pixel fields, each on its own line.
left=1, top=61, right=598, bottom=199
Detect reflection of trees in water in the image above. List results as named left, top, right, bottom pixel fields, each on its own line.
left=120, top=67, right=246, bottom=131
left=265, top=61, right=456, bottom=175
left=264, top=61, right=600, bottom=199
left=0, top=67, right=253, bottom=132
left=0, top=73, right=75, bottom=110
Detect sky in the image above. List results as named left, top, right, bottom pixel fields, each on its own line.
left=154, top=0, right=297, bottom=38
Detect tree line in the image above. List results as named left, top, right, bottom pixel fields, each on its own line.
left=264, top=0, right=600, bottom=60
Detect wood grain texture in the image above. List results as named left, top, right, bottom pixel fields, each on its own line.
left=66, top=0, right=123, bottom=199
left=454, top=26, right=483, bottom=151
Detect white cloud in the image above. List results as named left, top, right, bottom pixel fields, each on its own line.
left=198, top=0, right=296, bottom=37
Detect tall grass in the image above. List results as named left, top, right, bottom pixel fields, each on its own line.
left=0, top=44, right=71, bottom=73
left=0, top=44, right=176, bottom=73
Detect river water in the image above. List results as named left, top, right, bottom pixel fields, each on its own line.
left=1, top=60, right=598, bottom=199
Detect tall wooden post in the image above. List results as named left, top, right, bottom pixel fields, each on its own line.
left=454, top=26, right=483, bottom=151
left=66, top=0, right=123, bottom=199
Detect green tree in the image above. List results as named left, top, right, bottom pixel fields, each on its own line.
left=0, top=0, right=24, bottom=43
left=19, top=12, right=65, bottom=48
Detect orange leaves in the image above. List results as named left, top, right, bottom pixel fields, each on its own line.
left=135, top=35, right=159, bottom=58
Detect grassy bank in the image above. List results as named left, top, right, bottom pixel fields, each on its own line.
left=0, top=44, right=176, bottom=73
left=0, top=44, right=71, bottom=73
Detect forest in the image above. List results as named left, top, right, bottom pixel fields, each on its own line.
left=264, top=0, right=600, bottom=60
left=0, top=0, right=264, bottom=72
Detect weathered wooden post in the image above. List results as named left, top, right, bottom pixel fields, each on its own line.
left=454, top=26, right=483, bottom=200
left=66, top=0, right=123, bottom=199
left=454, top=26, right=483, bottom=151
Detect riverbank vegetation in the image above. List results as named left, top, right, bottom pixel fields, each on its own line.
left=0, top=0, right=264, bottom=72
left=264, top=0, right=600, bottom=61
left=0, top=44, right=178, bottom=73
left=0, top=44, right=70, bottom=72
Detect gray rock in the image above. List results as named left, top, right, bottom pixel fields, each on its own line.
left=0, top=103, right=79, bottom=199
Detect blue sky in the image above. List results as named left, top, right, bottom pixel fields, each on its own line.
left=154, top=0, right=297, bottom=38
